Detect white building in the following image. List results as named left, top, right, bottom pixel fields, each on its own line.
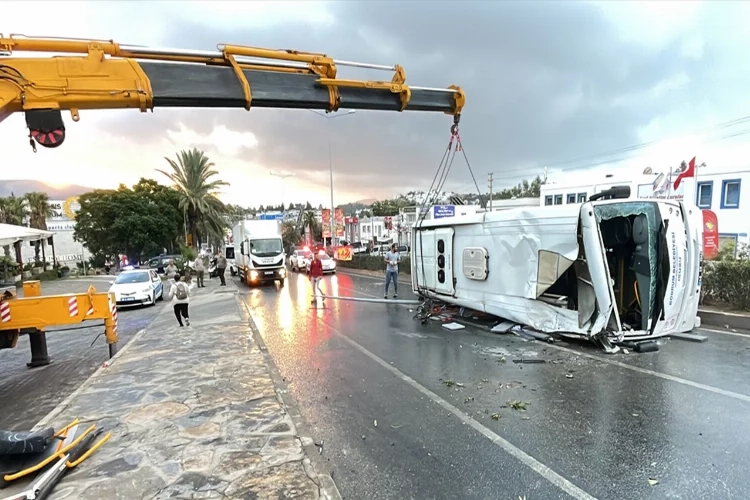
left=19, top=197, right=89, bottom=266
left=540, top=165, right=748, bottom=251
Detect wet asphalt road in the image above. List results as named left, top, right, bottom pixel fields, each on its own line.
left=239, top=270, right=750, bottom=500
left=0, top=277, right=164, bottom=431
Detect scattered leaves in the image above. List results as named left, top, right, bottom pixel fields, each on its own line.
left=565, top=373, right=574, bottom=379
left=507, top=401, right=528, bottom=411
left=482, top=378, right=489, bottom=383
left=456, top=382, right=465, bottom=388
left=444, top=380, right=455, bottom=387
left=464, top=397, right=474, bottom=404
left=648, top=478, right=659, bottom=486
left=491, top=412, right=502, bottom=420
left=499, top=356, right=507, bottom=363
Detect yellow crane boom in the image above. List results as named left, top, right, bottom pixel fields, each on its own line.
left=0, top=34, right=465, bottom=149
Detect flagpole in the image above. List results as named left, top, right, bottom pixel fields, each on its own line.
left=667, top=167, right=672, bottom=199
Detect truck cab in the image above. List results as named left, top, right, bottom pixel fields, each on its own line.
left=233, top=220, right=287, bottom=287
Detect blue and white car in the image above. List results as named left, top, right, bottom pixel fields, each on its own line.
left=109, top=269, right=164, bottom=308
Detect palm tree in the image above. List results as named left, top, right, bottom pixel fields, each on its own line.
left=302, top=210, right=320, bottom=242
left=0, top=195, right=29, bottom=258
left=158, top=148, right=229, bottom=249
left=24, top=192, right=53, bottom=265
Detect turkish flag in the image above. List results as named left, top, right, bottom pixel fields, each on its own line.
left=673, top=156, right=696, bottom=191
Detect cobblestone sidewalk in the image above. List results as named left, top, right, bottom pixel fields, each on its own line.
left=36, top=284, right=338, bottom=499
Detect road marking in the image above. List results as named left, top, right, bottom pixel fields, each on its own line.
left=546, top=342, right=750, bottom=403
left=320, top=319, right=596, bottom=500
left=699, top=326, right=750, bottom=339
left=335, top=276, right=750, bottom=404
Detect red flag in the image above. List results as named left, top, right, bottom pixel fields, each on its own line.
left=673, top=156, right=696, bottom=190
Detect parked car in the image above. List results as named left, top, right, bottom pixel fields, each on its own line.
left=109, top=269, right=164, bottom=308
left=148, top=254, right=181, bottom=274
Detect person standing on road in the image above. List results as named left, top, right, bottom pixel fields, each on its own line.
left=216, top=251, right=227, bottom=286
left=169, top=273, right=191, bottom=327
left=309, top=252, right=325, bottom=305
left=384, top=243, right=400, bottom=299
left=165, top=260, right=178, bottom=283
left=193, top=255, right=205, bottom=288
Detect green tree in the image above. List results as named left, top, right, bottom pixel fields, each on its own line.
left=0, top=194, right=28, bottom=258
left=24, top=191, right=54, bottom=265
left=303, top=210, right=321, bottom=241
left=132, top=178, right=183, bottom=252
left=74, top=185, right=182, bottom=265
left=371, top=198, right=407, bottom=216
left=281, top=221, right=302, bottom=250
left=494, top=175, right=543, bottom=200
left=158, top=148, right=229, bottom=249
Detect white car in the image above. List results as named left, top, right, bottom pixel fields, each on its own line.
left=109, top=269, right=164, bottom=308
left=306, top=253, right=337, bottom=274
left=289, top=249, right=313, bottom=272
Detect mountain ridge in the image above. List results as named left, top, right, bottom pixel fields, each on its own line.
left=0, top=180, right=91, bottom=199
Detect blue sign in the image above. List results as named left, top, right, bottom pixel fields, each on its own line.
left=259, top=213, right=284, bottom=220
left=433, top=205, right=455, bottom=219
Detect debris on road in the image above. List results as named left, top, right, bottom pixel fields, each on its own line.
left=390, top=424, right=403, bottom=429
left=512, top=359, right=546, bottom=364
left=442, top=322, right=465, bottom=330
left=491, top=412, right=501, bottom=420
left=565, top=373, right=574, bottom=379
left=507, top=401, right=528, bottom=411
left=648, top=478, right=659, bottom=486
left=374, top=420, right=377, bottom=427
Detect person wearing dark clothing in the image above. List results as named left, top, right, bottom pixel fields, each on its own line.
left=309, top=253, right=325, bottom=304
left=216, top=252, right=227, bottom=286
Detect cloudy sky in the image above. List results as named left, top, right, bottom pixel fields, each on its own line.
left=2, top=1, right=750, bottom=207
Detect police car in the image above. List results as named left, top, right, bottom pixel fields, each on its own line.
left=109, top=269, right=164, bottom=308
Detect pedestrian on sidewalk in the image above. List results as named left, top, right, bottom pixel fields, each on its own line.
left=193, top=255, right=205, bottom=288
left=169, top=273, right=191, bottom=327
left=165, top=259, right=178, bottom=283
left=216, top=251, right=227, bottom=286
left=384, top=243, right=400, bottom=299
left=309, top=252, right=325, bottom=304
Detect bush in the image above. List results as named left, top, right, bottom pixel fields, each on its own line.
left=336, top=254, right=411, bottom=275
left=702, top=242, right=750, bottom=311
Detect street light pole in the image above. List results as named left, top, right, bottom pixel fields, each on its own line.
left=327, top=118, right=335, bottom=246
left=309, top=109, right=356, bottom=247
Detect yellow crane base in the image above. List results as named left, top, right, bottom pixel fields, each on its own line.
left=0, top=281, right=119, bottom=369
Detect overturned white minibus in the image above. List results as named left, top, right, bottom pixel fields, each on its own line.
left=412, top=190, right=703, bottom=346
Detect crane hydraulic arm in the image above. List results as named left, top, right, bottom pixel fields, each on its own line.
left=0, top=35, right=465, bottom=150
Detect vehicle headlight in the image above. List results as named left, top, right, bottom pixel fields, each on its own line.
left=250, top=270, right=259, bottom=280
left=279, top=268, right=286, bottom=276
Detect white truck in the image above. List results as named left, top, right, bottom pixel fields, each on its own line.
left=233, top=220, right=287, bottom=287
left=412, top=188, right=704, bottom=350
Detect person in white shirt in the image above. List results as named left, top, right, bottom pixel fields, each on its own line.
left=193, top=256, right=205, bottom=288
left=169, top=273, right=191, bottom=327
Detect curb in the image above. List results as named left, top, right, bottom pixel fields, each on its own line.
left=699, top=309, right=750, bottom=331
left=236, top=296, right=342, bottom=500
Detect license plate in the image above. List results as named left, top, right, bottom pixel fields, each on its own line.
left=122, top=297, right=134, bottom=301
left=264, top=271, right=274, bottom=275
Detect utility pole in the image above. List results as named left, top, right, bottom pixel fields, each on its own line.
left=488, top=173, right=494, bottom=212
